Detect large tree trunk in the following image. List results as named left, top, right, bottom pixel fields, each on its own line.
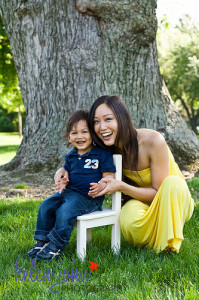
left=0, top=0, right=198, bottom=178
left=18, top=109, right=22, bottom=137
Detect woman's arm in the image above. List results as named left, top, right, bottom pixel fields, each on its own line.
left=93, top=178, right=156, bottom=203
left=95, top=133, right=170, bottom=203
left=149, top=132, right=170, bottom=191
left=88, top=172, right=115, bottom=198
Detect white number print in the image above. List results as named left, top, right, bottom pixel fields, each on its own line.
left=84, top=159, right=99, bottom=169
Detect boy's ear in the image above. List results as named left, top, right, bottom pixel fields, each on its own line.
left=66, top=134, right=71, bottom=143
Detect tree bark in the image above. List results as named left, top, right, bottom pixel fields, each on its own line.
left=18, top=109, right=22, bottom=137
left=0, top=0, right=198, bottom=176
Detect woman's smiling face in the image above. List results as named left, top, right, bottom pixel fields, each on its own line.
left=93, top=104, right=118, bottom=146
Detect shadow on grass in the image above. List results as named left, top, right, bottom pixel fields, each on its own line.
left=0, top=145, right=19, bottom=154
left=1, top=198, right=199, bottom=255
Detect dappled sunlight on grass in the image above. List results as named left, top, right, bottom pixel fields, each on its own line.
left=0, top=132, right=22, bottom=165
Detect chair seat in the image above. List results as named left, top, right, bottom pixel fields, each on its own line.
left=77, top=206, right=116, bottom=220
left=76, top=154, right=122, bottom=260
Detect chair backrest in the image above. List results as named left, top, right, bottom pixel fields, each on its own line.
left=112, top=154, right=122, bottom=212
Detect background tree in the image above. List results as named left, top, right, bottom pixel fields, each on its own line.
left=0, top=105, right=19, bottom=132
left=0, top=0, right=198, bottom=179
left=157, top=15, right=199, bottom=134
left=0, top=16, right=25, bottom=136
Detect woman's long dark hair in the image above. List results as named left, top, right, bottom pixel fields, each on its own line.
left=89, top=95, right=139, bottom=204
left=89, top=95, right=138, bottom=170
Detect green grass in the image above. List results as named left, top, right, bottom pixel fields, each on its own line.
left=0, top=132, right=22, bottom=166
left=0, top=132, right=198, bottom=298
left=187, top=178, right=199, bottom=198
left=0, top=181, right=198, bottom=299
left=13, top=183, right=30, bottom=190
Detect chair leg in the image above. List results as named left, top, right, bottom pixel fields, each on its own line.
left=111, top=219, right=121, bottom=254
left=87, top=228, right=92, bottom=243
left=77, top=221, right=87, bottom=260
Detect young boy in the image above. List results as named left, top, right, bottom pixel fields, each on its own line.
left=27, top=110, right=116, bottom=260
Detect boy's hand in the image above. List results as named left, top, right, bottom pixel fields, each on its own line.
left=88, top=181, right=106, bottom=198
left=88, top=183, right=100, bottom=198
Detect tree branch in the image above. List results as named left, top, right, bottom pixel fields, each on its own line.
left=178, top=96, right=191, bottom=121
left=75, top=0, right=157, bottom=45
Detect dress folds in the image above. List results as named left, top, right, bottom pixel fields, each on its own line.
left=119, top=148, right=195, bottom=252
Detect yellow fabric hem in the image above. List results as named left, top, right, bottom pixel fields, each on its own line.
left=119, top=175, right=195, bottom=253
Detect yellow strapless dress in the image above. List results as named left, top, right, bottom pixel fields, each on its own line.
left=119, top=148, right=195, bottom=253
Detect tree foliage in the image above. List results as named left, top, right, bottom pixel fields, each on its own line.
left=157, top=15, right=199, bottom=133
left=0, top=104, right=18, bottom=131
left=0, top=16, right=24, bottom=134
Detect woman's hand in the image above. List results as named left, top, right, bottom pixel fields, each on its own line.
left=57, top=179, right=69, bottom=194
left=54, top=167, right=68, bottom=184
left=54, top=167, right=69, bottom=193
left=94, top=178, right=121, bottom=197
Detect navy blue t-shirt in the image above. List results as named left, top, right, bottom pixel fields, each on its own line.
left=63, top=146, right=116, bottom=205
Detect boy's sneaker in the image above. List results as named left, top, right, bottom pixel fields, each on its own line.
left=27, top=241, right=48, bottom=258
left=36, top=242, right=63, bottom=260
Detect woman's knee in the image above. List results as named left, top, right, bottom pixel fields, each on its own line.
left=162, top=175, right=186, bottom=190
left=120, top=200, right=147, bottom=228
left=160, top=175, right=191, bottom=207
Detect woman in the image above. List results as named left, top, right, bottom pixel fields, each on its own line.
left=55, top=95, right=194, bottom=253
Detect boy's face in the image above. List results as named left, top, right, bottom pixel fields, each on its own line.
left=68, top=120, right=93, bottom=155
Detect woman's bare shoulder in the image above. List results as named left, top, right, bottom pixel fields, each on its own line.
left=137, top=128, right=166, bottom=146
left=136, top=129, right=168, bottom=170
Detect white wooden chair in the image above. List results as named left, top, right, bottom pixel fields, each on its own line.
left=76, top=154, right=122, bottom=260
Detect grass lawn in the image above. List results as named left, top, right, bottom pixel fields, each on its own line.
left=0, top=132, right=198, bottom=299
left=0, top=183, right=198, bottom=299
left=0, top=132, right=22, bottom=166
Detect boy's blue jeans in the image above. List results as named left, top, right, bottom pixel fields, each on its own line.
left=34, top=188, right=100, bottom=249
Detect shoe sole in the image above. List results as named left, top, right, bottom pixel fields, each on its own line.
left=27, top=243, right=48, bottom=259
left=27, top=254, right=38, bottom=258
left=36, top=252, right=63, bottom=261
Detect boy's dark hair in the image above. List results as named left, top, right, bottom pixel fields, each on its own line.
left=63, top=109, right=90, bottom=147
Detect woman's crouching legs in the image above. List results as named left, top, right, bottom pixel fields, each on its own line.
left=119, top=176, right=194, bottom=253
left=159, top=175, right=194, bottom=225
left=119, top=199, right=150, bottom=245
